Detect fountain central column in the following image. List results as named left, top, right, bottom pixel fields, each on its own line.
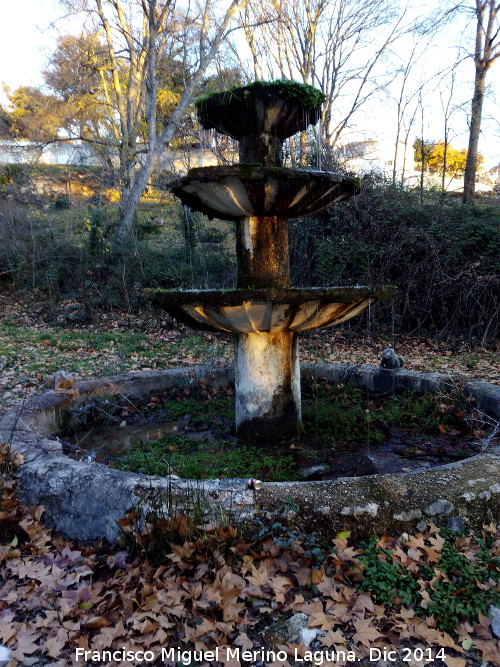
left=236, top=216, right=289, bottom=289
left=235, top=329, right=300, bottom=441
left=234, top=214, right=299, bottom=440
left=233, top=120, right=302, bottom=440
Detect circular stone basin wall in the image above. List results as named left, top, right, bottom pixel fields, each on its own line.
left=3, top=364, right=499, bottom=544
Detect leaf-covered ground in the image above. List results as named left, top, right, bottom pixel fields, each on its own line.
left=0, top=289, right=498, bottom=411
left=0, top=455, right=499, bottom=667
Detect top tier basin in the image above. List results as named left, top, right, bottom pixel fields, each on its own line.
left=169, top=165, right=358, bottom=221
left=195, top=81, right=325, bottom=142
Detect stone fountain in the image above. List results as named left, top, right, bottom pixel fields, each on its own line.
left=4, top=86, right=500, bottom=547
left=147, top=81, right=395, bottom=441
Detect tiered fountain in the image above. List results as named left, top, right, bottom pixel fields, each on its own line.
left=7, top=85, right=498, bottom=542
left=147, top=81, right=395, bottom=442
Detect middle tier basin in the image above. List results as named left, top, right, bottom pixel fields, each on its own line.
left=145, top=286, right=396, bottom=333
left=169, top=165, right=359, bottom=221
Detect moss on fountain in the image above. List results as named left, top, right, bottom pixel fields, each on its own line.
left=186, top=164, right=264, bottom=180
left=195, top=80, right=326, bottom=114
left=146, top=286, right=396, bottom=307
left=194, top=80, right=326, bottom=143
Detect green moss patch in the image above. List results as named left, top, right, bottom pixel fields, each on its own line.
left=115, top=434, right=297, bottom=481
left=195, top=80, right=326, bottom=113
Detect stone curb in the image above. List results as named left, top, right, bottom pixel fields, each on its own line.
left=1, top=364, right=499, bottom=543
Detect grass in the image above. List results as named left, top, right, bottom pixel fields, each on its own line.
left=0, top=321, right=151, bottom=374
left=156, top=395, right=234, bottom=425
left=302, top=381, right=469, bottom=443
left=303, top=384, right=385, bottom=445
left=0, top=319, right=233, bottom=406
left=115, top=434, right=297, bottom=481
left=113, top=393, right=297, bottom=482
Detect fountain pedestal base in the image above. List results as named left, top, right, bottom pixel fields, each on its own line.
left=235, top=332, right=301, bottom=441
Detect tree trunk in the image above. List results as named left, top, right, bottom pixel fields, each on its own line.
left=462, top=70, right=485, bottom=204
left=116, top=152, right=156, bottom=241
left=112, top=0, right=246, bottom=241
left=392, top=138, right=399, bottom=184
left=441, top=141, right=448, bottom=194
left=462, top=0, right=500, bottom=204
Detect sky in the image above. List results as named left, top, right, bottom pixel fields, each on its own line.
left=0, top=0, right=63, bottom=96
left=0, top=0, right=499, bottom=168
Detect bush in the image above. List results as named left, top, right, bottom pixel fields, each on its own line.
left=289, top=178, right=500, bottom=342
left=0, top=199, right=235, bottom=314
left=53, top=196, right=71, bottom=210
left=0, top=164, right=26, bottom=198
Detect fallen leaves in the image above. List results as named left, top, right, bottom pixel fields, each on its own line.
left=352, top=617, right=384, bottom=647
left=443, top=657, right=467, bottom=667
left=1, top=512, right=498, bottom=666
left=1, top=440, right=499, bottom=665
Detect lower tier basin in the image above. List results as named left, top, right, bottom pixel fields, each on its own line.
left=5, top=364, right=500, bottom=544
left=145, top=286, right=396, bottom=333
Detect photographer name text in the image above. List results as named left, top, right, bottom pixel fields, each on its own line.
left=75, top=646, right=446, bottom=664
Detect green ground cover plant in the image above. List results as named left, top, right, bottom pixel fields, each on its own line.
left=195, top=79, right=326, bottom=111
left=0, top=318, right=232, bottom=394
left=357, top=529, right=500, bottom=634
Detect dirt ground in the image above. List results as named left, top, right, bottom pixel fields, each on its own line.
left=1, top=289, right=498, bottom=412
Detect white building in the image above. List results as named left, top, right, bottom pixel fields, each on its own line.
left=0, top=139, right=221, bottom=173
left=0, top=140, right=102, bottom=166
left=488, top=163, right=500, bottom=190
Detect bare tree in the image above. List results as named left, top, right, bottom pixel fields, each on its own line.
left=231, top=0, right=420, bottom=164
left=461, top=0, right=500, bottom=203
left=389, top=38, right=427, bottom=184
left=318, top=1, right=409, bottom=147
left=389, top=39, right=464, bottom=188
left=62, top=0, right=246, bottom=239
left=439, top=68, right=459, bottom=193
left=415, top=88, right=438, bottom=202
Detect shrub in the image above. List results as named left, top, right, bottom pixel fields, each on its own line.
left=0, top=199, right=235, bottom=312
left=53, top=196, right=71, bottom=210
left=289, top=178, right=499, bottom=342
